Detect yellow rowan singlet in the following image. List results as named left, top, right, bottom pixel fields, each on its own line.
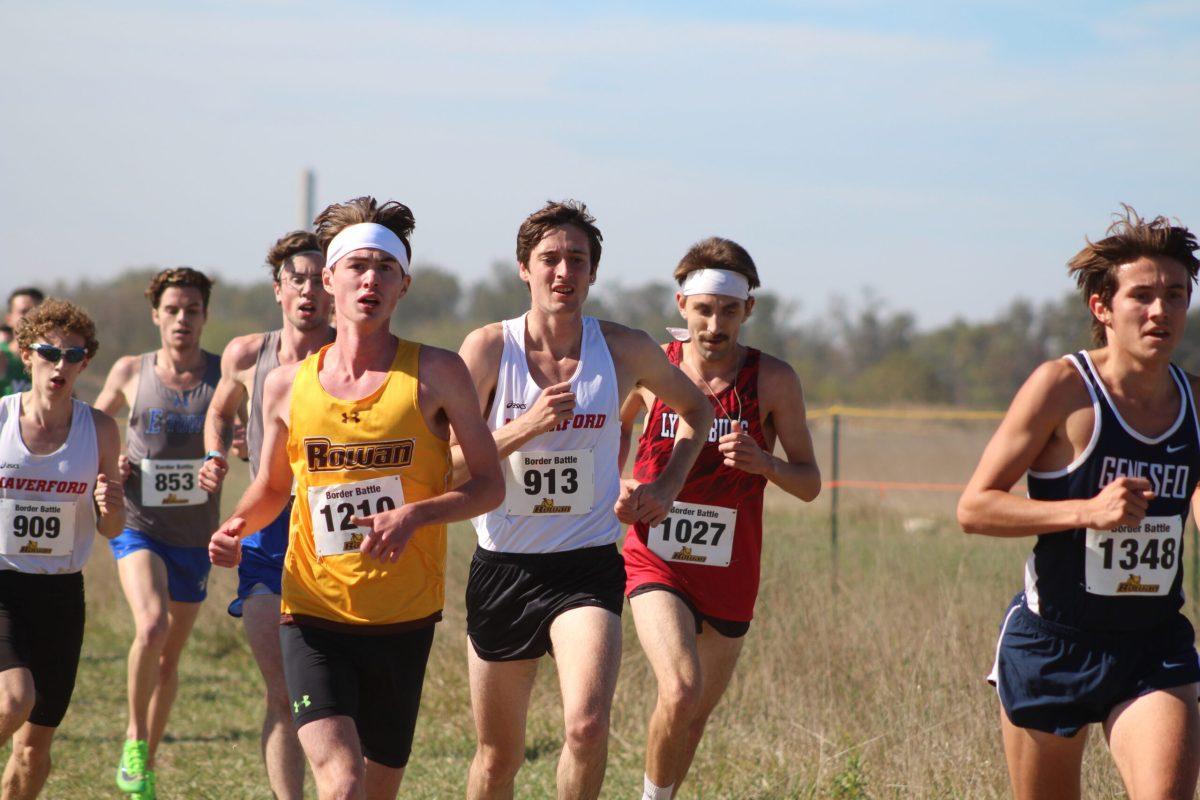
left=283, top=339, right=449, bottom=629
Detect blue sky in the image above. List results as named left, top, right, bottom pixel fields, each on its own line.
left=2, top=1, right=1197, bottom=327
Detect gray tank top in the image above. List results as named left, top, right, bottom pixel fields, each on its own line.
left=124, top=351, right=222, bottom=547
left=246, top=329, right=282, bottom=480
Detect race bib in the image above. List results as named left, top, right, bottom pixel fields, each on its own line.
left=648, top=501, right=737, bottom=567
left=1085, top=515, right=1182, bottom=596
left=506, top=449, right=594, bottom=516
left=0, top=499, right=76, bottom=557
left=140, top=458, right=206, bottom=507
left=308, top=475, right=405, bottom=558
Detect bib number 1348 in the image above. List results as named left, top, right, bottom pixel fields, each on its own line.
left=647, top=502, right=737, bottom=567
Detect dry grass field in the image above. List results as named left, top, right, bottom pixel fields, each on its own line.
left=22, top=416, right=1184, bottom=798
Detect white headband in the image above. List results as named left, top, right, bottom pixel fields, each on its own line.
left=325, top=223, right=411, bottom=275
left=679, top=268, right=750, bottom=300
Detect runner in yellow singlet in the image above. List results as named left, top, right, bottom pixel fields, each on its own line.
left=209, top=197, right=503, bottom=800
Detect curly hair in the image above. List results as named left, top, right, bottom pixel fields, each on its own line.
left=516, top=200, right=603, bottom=272
left=1068, top=205, right=1200, bottom=345
left=144, top=267, right=214, bottom=310
left=313, top=197, right=415, bottom=263
left=266, top=230, right=322, bottom=282
left=15, top=298, right=99, bottom=359
left=673, top=237, right=760, bottom=290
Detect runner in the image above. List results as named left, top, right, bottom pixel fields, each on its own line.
left=95, top=268, right=222, bottom=800
left=0, top=289, right=45, bottom=397
left=958, top=207, right=1200, bottom=800
left=209, top=196, right=503, bottom=800
left=198, top=230, right=334, bottom=799
left=456, top=200, right=713, bottom=800
left=620, top=237, right=821, bottom=800
left=0, top=299, right=123, bottom=799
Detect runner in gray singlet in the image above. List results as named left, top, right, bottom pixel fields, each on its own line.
left=94, top=267, right=221, bottom=800
left=198, top=230, right=333, bottom=800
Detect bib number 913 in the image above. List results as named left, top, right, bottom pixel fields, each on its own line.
left=523, top=467, right=578, bottom=496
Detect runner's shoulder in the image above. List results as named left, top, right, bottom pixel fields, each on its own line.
left=1018, top=358, right=1092, bottom=420
left=262, top=361, right=303, bottom=403
left=105, top=354, right=142, bottom=384
left=597, top=319, right=658, bottom=354
left=460, top=322, right=506, bottom=360
left=90, top=406, right=121, bottom=445
left=220, top=332, right=266, bottom=373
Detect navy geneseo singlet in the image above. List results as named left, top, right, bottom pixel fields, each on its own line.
left=1024, top=351, right=1200, bottom=632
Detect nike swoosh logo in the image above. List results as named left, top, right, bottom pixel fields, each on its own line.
left=1167, top=443, right=1188, bottom=453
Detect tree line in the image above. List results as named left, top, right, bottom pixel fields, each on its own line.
left=52, top=263, right=1200, bottom=409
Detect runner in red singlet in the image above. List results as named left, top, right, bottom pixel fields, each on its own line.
left=619, top=238, right=821, bottom=800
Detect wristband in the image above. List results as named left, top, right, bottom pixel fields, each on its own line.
left=204, top=450, right=225, bottom=462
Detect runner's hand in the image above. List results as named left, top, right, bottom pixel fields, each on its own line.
left=522, top=381, right=576, bottom=436
left=94, top=472, right=123, bottom=517
left=355, top=507, right=418, bottom=563
left=199, top=455, right=228, bottom=494
left=118, top=453, right=131, bottom=482
left=718, top=430, right=773, bottom=475
left=1083, top=476, right=1154, bottom=530
left=209, top=517, right=246, bottom=568
left=615, top=478, right=674, bottom=527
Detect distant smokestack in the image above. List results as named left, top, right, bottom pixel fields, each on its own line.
left=299, top=169, right=316, bottom=231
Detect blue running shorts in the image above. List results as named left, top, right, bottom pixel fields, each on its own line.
left=110, top=528, right=211, bottom=603
left=227, top=501, right=290, bottom=618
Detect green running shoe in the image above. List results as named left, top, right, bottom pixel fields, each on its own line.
left=130, top=769, right=156, bottom=800
left=115, top=739, right=148, bottom=793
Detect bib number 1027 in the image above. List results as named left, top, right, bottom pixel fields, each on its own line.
left=647, top=501, right=737, bottom=567
left=657, top=516, right=726, bottom=548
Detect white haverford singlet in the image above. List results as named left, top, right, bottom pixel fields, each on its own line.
left=472, top=314, right=622, bottom=553
left=0, top=394, right=99, bottom=573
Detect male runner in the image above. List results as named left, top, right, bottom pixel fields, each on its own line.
left=198, top=231, right=334, bottom=799
left=95, top=268, right=221, bottom=800
left=958, top=207, right=1200, bottom=800
left=455, top=200, right=713, bottom=800
left=620, top=237, right=821, bottom=800
left=209, top=196, right=503, bottom=800
left=0, top=289, right=45, bottom=397
left=0, top=299, right=124, bottom=799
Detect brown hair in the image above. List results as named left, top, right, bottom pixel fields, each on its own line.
left=15, top=298, right=99, bottom=359
left=516, top=200, right=603, bottom=272
left=266, top=230, right=322, bottom=281
left=673, top=237, right=761, bottom=290
left=1068, top=205, right=1200, bottom=344
left=7, top=287, right=44, bottom=312
left=313, top=197, right=415, bottom=264
left=144, top=267, right=214, bottom=310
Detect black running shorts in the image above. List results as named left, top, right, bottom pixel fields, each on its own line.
left=466, top=543, right=625, bottom=662
left=279, top=621, right=435, bottom=768
left=628, top=582, right=751, bottom=639
left=0, top=570, right=85, bottom=727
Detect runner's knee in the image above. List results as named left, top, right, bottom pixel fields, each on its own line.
left=658, top=674, right=703, bottom=721
left=564, top=709, right=609, bottom=754
left=474, top=742, right=524, bottom=784
left=0, top=692, right=34, bottom=726
left=133, top=613, right=169, bottom=650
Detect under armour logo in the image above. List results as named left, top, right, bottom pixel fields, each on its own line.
left=292, top=694, right=311, bottom=714
left=342, top=412, right=360, bottom=424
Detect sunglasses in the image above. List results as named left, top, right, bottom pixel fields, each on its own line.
left=30, top=343, right=88, bottom=364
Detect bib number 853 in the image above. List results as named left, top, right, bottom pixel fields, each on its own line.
left=11, top=514, right=60, bottom=539
left=154, top=472, right=194, bottom=493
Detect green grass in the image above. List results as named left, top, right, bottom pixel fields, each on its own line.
left=29, top=487, right=1150, bottom=798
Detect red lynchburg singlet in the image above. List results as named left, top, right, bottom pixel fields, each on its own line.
left=623, top=341, right=767, bottom=622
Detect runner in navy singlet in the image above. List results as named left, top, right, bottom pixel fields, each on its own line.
left=959, top=207, right=1200, bottom=799
left=197, top=230, right=333, bottom=800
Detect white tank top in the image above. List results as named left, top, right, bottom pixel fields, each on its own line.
left=0, top=394, right=99, bottom=574
left=472, top=314, right=622, bottom=553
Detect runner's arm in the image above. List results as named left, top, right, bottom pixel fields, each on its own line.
left=93, top=355, right=137, bottom=418
left=624, top=331, right=705, bottom=501
left=414, top=350, right=505, bottom=522
left=957, top=360, right=1151, bottom=537
left=216, top=365, right=295, bottom=538
left=92, top=409, right=126, bottom=538
left=745, top=357, right=820, bottom=501
left=618, top=388, right=648, bottom=475
left=203, top=335, right=256, bottom=456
